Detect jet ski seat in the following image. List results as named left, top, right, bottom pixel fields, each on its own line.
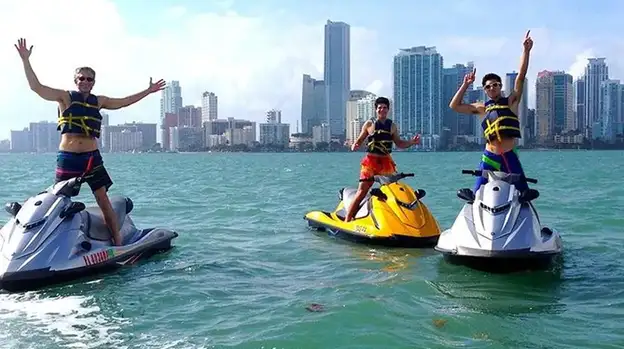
left=79, top=196, right=134, bottom=241
left=336, top=187, right=371, bottom=220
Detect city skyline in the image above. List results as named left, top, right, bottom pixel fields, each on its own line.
left=1, top=0, right=623, bottom=140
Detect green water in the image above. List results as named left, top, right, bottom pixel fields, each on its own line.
left=0, top=151, right=623, bottom=349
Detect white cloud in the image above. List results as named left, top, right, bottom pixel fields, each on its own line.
left=568, top=50, right=595, bottom=79
left=0, top=0, right=384, bottom=140
left=0, top=1, right=622, bottom=141
left=437, top=27, right=624, bottom=109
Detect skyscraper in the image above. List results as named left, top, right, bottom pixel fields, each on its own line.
left=442, top=62, right=474, bottom=137
left=159, top=80, right=182, bottom=148
left=300, top=74, right=326, bottom=135
left=583, top=58, right=609, bottom=139
left=393, top=46, right=443, bottom=148
left=201, top=91, right=218, bottom=122
left=323, top=20, right=350, bottom=140
left=600, top=80, right=623, bottom=142
left=535, top=70, right=574, bottom=141
left=575, top=78, right=585, bottom=133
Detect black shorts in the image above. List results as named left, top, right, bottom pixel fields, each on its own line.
left=55, top=149, right=113, bottom=192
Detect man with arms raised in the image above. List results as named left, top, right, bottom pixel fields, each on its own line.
left=15, top=38, right=166, bottom=246
left=344, top=97, right=420, bottom=222
left=449, top=31, right=533, bottom=194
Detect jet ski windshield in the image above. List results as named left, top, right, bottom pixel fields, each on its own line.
left=461, top=169, right=538, bottom=185
left=359, top=172, right=415, bottom=185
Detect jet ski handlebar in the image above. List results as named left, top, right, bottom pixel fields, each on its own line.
left=359, top=172, right=414, bottom=184
left=461, top=170, right=538, bottom=184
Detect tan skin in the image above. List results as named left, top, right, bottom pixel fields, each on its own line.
left=343, top=103, right=420, bottom=222
left=14, top=38, right=166, bottom=246
left=449, top=30, right=533, bottom=154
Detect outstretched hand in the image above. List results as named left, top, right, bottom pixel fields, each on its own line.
left=148, top=78, right=166, bottom=93
left=15, top=38, right=33, bottom=61
left=463, top=68, right=476, bottom=85
left=411, top=134, right=421, bottom=145
left=523, top=30, right=533, bottom=52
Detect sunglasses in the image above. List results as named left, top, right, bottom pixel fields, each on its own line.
left=484, top=82, right=501, bottom=90
left=77, top=76, right=94, bottom=82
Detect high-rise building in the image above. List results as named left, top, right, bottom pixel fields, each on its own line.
left=266, top=109, right=282, bottom=123
left=583, top=58, right=609, bottom=139
left=600, top=80, right=623, bottom=142
left=324, top=20, right=350, bottom=140
left=159, top=80, right=182, bottom=149
left=575, top=78, right=585, bottom=133
left=29, top=121, right=60, bottom=153
left=201, top=91, right=218, bottom=122
left=178, top=106, right=202, bottom=128
left=393, top=46, right=443, bottom=149
left=442, top=62, right=474, bottom=137
left=505, top=71, right=530, bottom=145
left=301, top=74, right=326, bottom=135
left=535, top=70, right=574, bottom=141
left=345, top=91, right=375, bottom=144
left=122, top=122, right=157, bottom=149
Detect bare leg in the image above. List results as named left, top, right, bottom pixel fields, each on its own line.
left=93, top=187, right=122, bottom=246
left=344, top=180, right=373, bottom=222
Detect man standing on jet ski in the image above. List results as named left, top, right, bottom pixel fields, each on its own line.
left=343, top=97, right=421, bottom=222
left=449, top=30, right=533, bottom=194
left=14, top=38, right=166, bottom=246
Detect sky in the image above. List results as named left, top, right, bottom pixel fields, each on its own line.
left=0, top=0, right=623, bottom=140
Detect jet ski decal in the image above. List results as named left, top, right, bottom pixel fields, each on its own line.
left=83, top=248, right=115, bottom=266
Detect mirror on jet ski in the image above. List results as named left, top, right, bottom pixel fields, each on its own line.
left=59, top=202, right=86, bottom=218
left=456, top=188, right=475, bottom=203
left=4, top=202, right=21, bottom=217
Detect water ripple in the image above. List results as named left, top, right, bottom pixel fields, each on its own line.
left=0, top=151, right=623, bottom=348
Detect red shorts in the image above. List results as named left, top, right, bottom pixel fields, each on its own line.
left=360, top=153, right=397, bottom=180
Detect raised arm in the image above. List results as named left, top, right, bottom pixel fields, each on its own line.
left=449, top=68, right=484, bottom=116
left=509, top=30, right=533, bottom=107
left=391, top=123, right=419, bottom=149
left=15, top=39, right=66, bottom=102
left=99, top=77, right=166, bottom=110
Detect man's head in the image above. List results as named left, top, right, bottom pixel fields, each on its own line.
left=481, top=73, right=502, bottom=99
left=375, top=97, right=390, bottom=119
left=74, top=67, right=96, bottom=94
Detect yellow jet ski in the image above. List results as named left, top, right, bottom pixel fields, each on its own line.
left=304, top=172, right=441, bottom=247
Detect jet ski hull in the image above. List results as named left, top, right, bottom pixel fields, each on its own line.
left=435, top=243, right=561, bottom=273
left=304, top=182, right=441, bottom=248
left=434, top=170, right=563, bottom=273
left=0, top=229, right=177, bottom=292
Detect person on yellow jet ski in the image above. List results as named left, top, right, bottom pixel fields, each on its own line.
left=344, top=97, right=421, bottom=222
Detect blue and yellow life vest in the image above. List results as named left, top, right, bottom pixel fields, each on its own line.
left=481, top=97, right=521, bottom=142
left=367, top=118, right=394, bottom=155
left=57, top=91, right=102, bottom=138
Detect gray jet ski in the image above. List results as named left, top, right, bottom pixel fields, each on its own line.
left=0, top=176, right=178, bottom=292
left=434, top=170, right=562, bottom=272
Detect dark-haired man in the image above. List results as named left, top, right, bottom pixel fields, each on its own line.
left=344, top=96, right=421, bottom=222
left=449, top=30, right=533, bottom=194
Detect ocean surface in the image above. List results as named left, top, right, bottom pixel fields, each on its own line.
left=0, top=150, right=623, bottom=349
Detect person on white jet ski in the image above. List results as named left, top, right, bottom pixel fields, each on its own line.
left=448, top=30, right=534, bottom=194
left=14, top=38, right=166, bottom=246
left=344, top=97, right=421, bottom=222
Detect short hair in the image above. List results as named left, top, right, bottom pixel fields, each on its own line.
left=481, top=73, right=501, bottom=86
left=374, top=97, right=390, bottom=108
left=74, top=66, right=96, bottom=79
